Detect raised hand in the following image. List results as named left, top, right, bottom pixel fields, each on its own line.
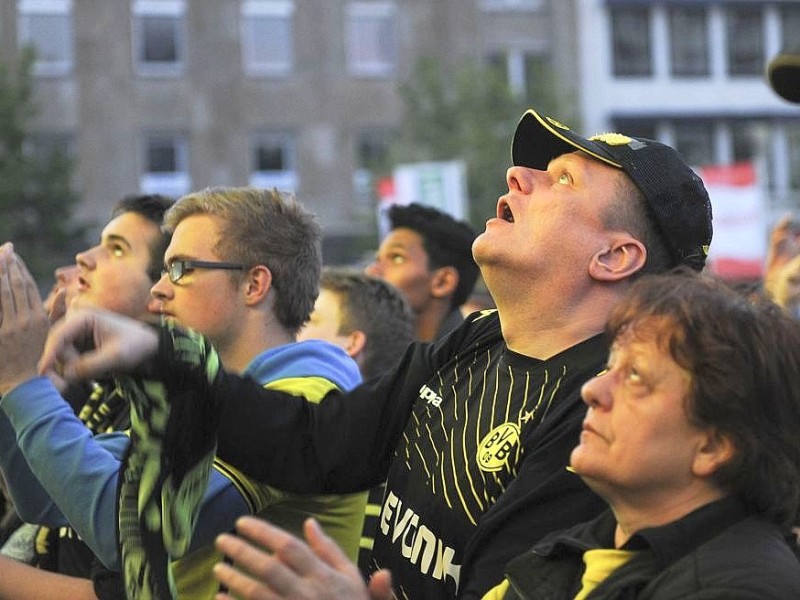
left=39, top=308, right=158, bottom=389
left=764, top=214, right=800, bottom=298
left=0, top=243, right=49, bottom=395
left=214, top=517, right=394, bottom=600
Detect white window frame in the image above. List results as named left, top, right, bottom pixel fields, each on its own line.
left=248, top=132, right=298, bottom=192
left=345, top=1, right=396, bottom=78
left=132, top=0, right=186, bottom=77
left=17, top=0, right=73, bottom=77
left=241, top=0, right=294, bottom=77
left=140, top=133, right=190, bottom=197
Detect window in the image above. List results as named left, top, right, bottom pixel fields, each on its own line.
left=610, top=7, right=651, bottom=77
left=781, top=5, right=800, bottom=55
left=141, top=133, right=190, bottom=197
left=354, top=130, right=391, bottom=208
left=787, top=124, right=800, bottom=191
left=674, top=122, right=714, bottom=167
left=726, top=6, right=763, bottom=76
left=521, top=53, right=551, bottom=103
left=487, top=51, right=510, bottom=88
left=17, top=0, right=73, bottom=76
left=25, top=133, right=75, bottom=185
left=479, top=0, right=542, bottom=11
left=669, top=6, right=708, bottom=77
left=612, top=119, right=658, bottom=142
left=132, top=0, right=185, bottom=76
left=249, top=132, right=297, bottom=192
left=345, top=2, right=396, bottom=77
left=488, top=50, right=550, bottom=102
left=241, top=0, right=294, bottom=76
left=357, top=131, right=390, bottom=173
left=732, top=121, right=768, bottom=165
left=25, top=132, right=74, bottom=161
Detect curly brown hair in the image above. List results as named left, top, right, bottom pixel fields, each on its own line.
left=607, top=268, right=800, bottom=529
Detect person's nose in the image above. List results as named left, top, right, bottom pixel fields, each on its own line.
left=506, top=165, right=544, bottom=195
left=55, top=264, right=80, bottom=286
left=150, top=272, right=174, bottom=303
left=580, top=370, right=613, bottom=410
left=75, top=246, right=99, bottom=271
left=364, top=259, right=383, bottom=277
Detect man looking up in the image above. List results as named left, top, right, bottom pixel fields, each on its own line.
left=36, top=108, right=713, bottom=600
left=0, top=193, right=173, bottom=600
left=365, top=203, right=479, bottom=341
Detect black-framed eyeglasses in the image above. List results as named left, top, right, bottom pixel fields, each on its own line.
left=163, top=260, right=248, bottom=283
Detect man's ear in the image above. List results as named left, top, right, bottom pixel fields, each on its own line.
left=244, top=265, right=272, bottom=306
left=589, top=237, right=646, bottom=282
left=693, top=429, right=736, bottom=479
left=344, top=329, right=367, bottom=360
left=430, top=266, right=459, bottom=300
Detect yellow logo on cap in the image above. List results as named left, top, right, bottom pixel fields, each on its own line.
left=589, top=133, right=634, bottom=146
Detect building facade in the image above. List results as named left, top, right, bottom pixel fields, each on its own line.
left=577, top=0, right=800, bottom=216
left=9, top=0, right=795, bottom=265
left=2, top=0, right=575, bottom=261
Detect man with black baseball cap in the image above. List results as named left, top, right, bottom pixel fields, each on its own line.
left=512, top=109, right=712, bottom=271
left=36, top=108, right=714, bottom=600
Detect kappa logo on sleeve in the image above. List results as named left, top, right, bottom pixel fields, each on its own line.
left=477, top=423, right=520, bottom=473
left=419, top=384, right=443, bottom=408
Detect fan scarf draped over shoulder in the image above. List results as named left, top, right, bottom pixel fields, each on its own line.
left=116, top=321, right=222, bottom=600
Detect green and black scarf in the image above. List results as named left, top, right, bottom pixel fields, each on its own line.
left=117, top=322, right=222, bottom=600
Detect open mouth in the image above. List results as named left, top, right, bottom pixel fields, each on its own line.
left=498, top=200, right=514, bottom=223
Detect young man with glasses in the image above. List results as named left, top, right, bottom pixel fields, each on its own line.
left=0, top=187, right=366, bottom=600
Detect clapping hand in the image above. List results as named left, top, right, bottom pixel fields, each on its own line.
left=214, top=517, right=394, bottom=600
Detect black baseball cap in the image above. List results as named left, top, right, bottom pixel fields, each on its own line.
left=512, top=108, right=713, bottom=271
left=767, top=47, right=800, bottom=103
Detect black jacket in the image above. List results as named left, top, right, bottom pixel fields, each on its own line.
left=500, top=499, right=800, bottom=600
